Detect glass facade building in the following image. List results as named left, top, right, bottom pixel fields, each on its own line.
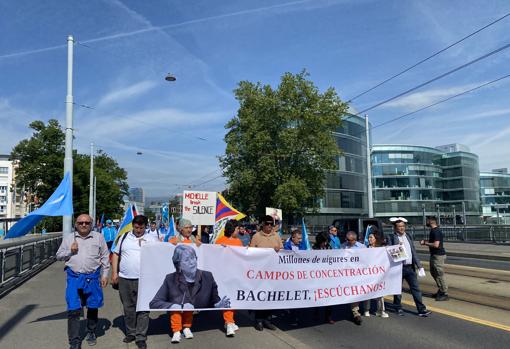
left=306, top=113, right=369, bottom=226
left=372, top=145, right=481, bottom=225
left=480, top=169, right=510, bottom=224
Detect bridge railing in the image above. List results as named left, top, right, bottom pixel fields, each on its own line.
left=410, top=225, right=510, bottom=243
left=0, top=233, right=62, bottom=297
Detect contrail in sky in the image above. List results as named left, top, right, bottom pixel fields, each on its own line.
left=0, top=0, right=312, bottom=60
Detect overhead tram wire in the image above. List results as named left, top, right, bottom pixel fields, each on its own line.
left=352, top=73, right=510, bottom=137
left=356, top=42, right=510, bottom=115
left=347, top=12, right=510, bottom=103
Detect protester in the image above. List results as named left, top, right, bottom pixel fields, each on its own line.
left=56, top=214, right=110, bottom=349
left=215, top=220, right=243, bottom=336
left=313, top=231, right=335, bottom=324
left=146, top=221, right=162, bottom=241
left=283, top=228, right=307, bottom=251
left=237, top=225, right=251, bottom=246
left=363, top=228, right=389, bottom=318
left=421, top=216, right=449, bottom=301
left=168, top=218, right=202, bottom=246
left=249, top=215, right=283, bottom=331
left=387, top=217, right=431, bottom=317
left=328, top=225, right=341, bottom=249
left=111, top=215, right=158, bottom=349
left=150, top=245, right=230, bottom=343
left=101, top=219, right=117, bottom=250
left=159, top=223, right=167, bottom=236
left=341, top=230, right=366, bottom=325
left=200, top=226, right=211, bottom=244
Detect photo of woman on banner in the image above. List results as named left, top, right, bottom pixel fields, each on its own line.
left=149, top=244, right=230, bottom=343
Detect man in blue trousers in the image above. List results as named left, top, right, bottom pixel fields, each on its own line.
left=57, top=214, right=110, bottom=349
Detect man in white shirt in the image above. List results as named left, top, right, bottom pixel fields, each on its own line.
left=146, top=221, right=162, bottom=241
left=111, top=215, right=158, bottom=349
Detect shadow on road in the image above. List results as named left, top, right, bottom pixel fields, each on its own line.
left=0, top=304, right=38, bottom=341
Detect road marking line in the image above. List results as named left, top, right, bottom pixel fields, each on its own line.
left=385, top=297, right=510, bottom=332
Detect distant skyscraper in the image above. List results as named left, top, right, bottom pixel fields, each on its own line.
left=129, top=187, right=145, bottom=206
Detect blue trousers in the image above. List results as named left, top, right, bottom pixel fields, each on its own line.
left=393, top=265, right=426, bottom=313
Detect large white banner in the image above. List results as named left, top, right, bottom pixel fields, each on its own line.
left=182, top=191, right=216, bottom=225
left=137, top=243, right=402, bottom=311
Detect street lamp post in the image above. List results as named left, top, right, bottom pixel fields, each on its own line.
left=89, top=142, right=94, bottom=223
left=452, top=205, right=456, bottom=228
left=63, top=35, right=74, bottom=235
left=436, top=204, right=441, bottom=226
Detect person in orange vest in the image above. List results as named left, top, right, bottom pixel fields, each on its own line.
left=168, top=218, right=202, bottom=246
left=215, top=220, right=243, bottom=337
left=166, top=218, right=201, bottom=343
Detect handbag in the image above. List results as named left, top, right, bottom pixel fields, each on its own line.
left=111, top=233, right=129, bottom=290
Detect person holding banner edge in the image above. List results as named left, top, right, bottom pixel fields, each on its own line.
left=215, top=220, right=243, bottom=336
left=249, top=215, right=283, bottom=331
left=111, top=215, right=158, bottom=349
left=387, top=217, right=432, bottom=317
left=150, top=244, right=231, bottom=343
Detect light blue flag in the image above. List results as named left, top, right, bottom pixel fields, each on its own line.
left=301, top=217, right=311, bottom=250
left=164, top=215, right=176, bottom=242
left=364, top=225, right=372, bottom=247
left=5, top=172, right=73, bottom=239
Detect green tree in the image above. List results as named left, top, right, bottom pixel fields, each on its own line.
left=220, top=71, right=348, bottom=218
left=11, top=119, right=129, bottom=230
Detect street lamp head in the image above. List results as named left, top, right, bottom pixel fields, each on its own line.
left=165, top=73, right=176, bottom=82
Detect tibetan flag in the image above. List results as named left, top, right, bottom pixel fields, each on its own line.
left=212, top=193, right=246, bottom=242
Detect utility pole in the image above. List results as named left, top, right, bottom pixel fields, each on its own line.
left=365, top=115, right=374, bottom=218
left=63, top=35, right=74, bottom=235
left=89, top=142, right=94, bottom=221
left=93, top=176, right=97, bottom=228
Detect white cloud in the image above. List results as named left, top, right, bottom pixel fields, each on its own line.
left=97, top=80, right=158, bottom=107
left=382, top=83, right=480, bottom=110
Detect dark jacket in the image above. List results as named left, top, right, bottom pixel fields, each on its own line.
left=387, top=231, right=422, bottom=269
left=149, top=270, right=220, bottom=309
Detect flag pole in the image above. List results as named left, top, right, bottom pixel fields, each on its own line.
left=63, top=35, right=74, bottom=235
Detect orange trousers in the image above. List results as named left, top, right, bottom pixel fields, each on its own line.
left=223, top=310, right=235, bottom=324
left=170, top=311, right=193, bottom=332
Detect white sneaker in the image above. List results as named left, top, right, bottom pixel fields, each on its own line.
left=363, top=311, right=370, bottom=317
left=226, top=323, right=236, bottom=337
left=171, top=332, right=181, bottom=343
left=233, top=323, right=239, bottom=331
left=183, top=327, right=193, bottom=339
left=377, top=311, right=389, bottom=318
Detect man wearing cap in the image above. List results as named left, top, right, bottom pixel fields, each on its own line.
left=56, top=214, right=110, bottom=349
left=387, top=217, right=431, bottom=317
left=250, top=215, right=283, bottom=331
left=102, top=219, right=117, bottom=251
left=341, top=230, right=366, bottom=325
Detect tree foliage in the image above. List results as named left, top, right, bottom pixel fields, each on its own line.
left=220, top=71, right=348, bottom=218
left=10, top=119, right=129, bottom=229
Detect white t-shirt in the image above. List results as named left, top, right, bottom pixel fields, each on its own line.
left=113, top=232, right=158, bottom=279
left=398, top=234, right=413, bottom=265
left=146, top=228, right=161, bottom=241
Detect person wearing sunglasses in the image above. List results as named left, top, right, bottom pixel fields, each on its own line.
left=56, top=214, right=110, bottom=349
left=249, top=215, right=283, bottom=331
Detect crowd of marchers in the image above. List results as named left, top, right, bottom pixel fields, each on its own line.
left=57, top=213, right=448, bottom=349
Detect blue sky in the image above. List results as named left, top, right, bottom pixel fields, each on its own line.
left=1, top=0, right=509, bottom=197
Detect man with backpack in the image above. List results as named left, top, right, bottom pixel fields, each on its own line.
left=111, top=215, right=158, bottom=349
